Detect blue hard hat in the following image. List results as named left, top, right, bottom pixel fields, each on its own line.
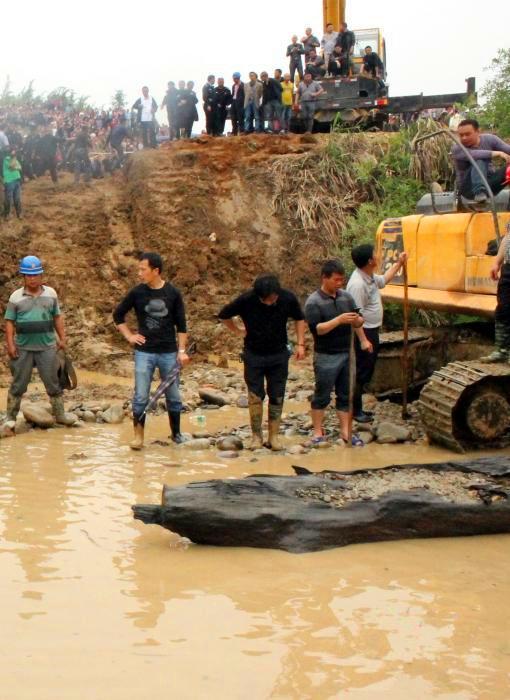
left=232, top=72, right=241, bottom=79
left=19, top=255, right=44, bottom=275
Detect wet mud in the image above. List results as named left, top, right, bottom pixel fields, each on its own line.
left=1, top=373, right=510, bottom=698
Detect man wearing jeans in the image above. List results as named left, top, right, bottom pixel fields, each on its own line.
left=452, top=119, right=510, bottom=203
left=218, top=275, right=305, bottom=450
left=113, top=252, right=190, bottom=450
left=304, top=260, right=364, bottom=446
left=297, top=73, right=324, bottom=134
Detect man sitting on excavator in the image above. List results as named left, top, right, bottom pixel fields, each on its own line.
left=453, top=119, right=510, bottom=204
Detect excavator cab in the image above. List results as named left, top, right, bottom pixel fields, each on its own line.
left=374, top=130, right=510, bottom=452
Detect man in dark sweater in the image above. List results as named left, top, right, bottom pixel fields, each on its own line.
left=260, top=72, right=282, bottom=133
left=202, top=75, right=216, bottom=136
left=304, top=259, right=364, bottom=447
left=218, top=275, right=305, bottom=450
left=113, top=252, right=190, bottom=450
left=452, top=119, right=510, bottom=203
left=362, top=46, right=384, bottom=79
left=212, top=78, right=232, bottom=136
left=230, top=72, right=245, bottom=136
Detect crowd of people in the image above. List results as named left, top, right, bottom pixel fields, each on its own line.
left=3, top=246, right=408, bottom=451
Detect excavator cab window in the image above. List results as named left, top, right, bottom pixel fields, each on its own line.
left=353, top=30, right=380, bottom=58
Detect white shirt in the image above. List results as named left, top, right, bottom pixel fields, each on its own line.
left=141, top=96, right=153, bottom=122
left=346, top=268, right=386, bottom=328
left=321, top=31, right=338, bottom=54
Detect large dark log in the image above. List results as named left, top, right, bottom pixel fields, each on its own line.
left=132, top=457, right=510, bottom=553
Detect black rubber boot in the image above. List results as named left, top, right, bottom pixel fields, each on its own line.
left=169, top=411, right=184, bottom=444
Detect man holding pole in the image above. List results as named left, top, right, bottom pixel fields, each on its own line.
left=304, top=260, right=364, bottom=446
left=346, top=244, right=408, bottom=423
left=113, top=252, right=190, bottom=450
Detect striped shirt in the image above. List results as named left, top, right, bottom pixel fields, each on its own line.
left=5, top=285, right=60, bottom=350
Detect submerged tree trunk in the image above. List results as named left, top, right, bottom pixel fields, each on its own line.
left=132, top=457, right=510, bottom=553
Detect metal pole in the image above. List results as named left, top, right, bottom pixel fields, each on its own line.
left=401, top=261, right=410, bottom=419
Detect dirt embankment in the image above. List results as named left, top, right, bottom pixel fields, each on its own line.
left=0, top=134, right=331, bottom=374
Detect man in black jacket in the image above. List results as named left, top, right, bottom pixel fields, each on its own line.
left=202, top=75, right=216, bottom=136
left=260, top=71, right=282, bottom=133
left=132, top=86, right=158, bottom=148
left=113, top=252, right=190, bottom=450
left=230, top=72, right=245, bottom=136
left=362, top=46, right=384, bottom=79
left=219, top=275, right=305, bottom=451
left=33, top=126, right=60, bottom=183
left=161, top=81, right=179, bottom=140
left=212, top=78, right=232, bottom=136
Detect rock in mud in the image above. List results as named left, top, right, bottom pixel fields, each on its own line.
left=358, top=431, right=374, bottom=445
left=15, top=418, right=30, bottom=435
left=22, top=404, right=56, bottom=429
left=198, top=389, right=230, bottom=406
left=217, top=450, right=240, bottom=459
left=287, top=444, right=307, bottom=455
left=82, top=411, right=96, bottom=423
left=102, top=405, right=125, bottom=424
left=376, top=422, right=411, bottom=444
left=216, top=436, right=244, bottom=452
left=0, top=421, right=16, bottom=438
left=236, top=395, right=249, bottom=409
left=182, top=438, right=212, bottom=450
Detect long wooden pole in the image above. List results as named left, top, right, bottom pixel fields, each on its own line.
left=347, top=327, right=355, bottom=448
left=401, top=261, right=410, bottom=419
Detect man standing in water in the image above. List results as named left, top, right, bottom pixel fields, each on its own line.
left=304, top=259, right=364, bottom=446
left=218, top=274, right=305, bottom=450
left=4, top=255, right=74, bottom=425
left=113, top=253, right=190, bottom=450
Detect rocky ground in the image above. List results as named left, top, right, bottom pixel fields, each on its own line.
left=295, top=468, right=509, bottom=507
left=0, top=362, right=427, bottom=452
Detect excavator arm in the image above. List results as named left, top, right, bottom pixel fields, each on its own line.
left=323, top=0, right=346, bottom=31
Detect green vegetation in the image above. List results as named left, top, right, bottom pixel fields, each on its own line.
left=0, top=78, right=90, bottom=111
left=478, top=49, right=510, bottom=138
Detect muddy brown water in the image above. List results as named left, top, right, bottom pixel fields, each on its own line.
left=1, top=373, right=510, bottom=699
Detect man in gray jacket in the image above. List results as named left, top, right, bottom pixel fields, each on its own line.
left=453, top=119, right=510, bottom=203
left=244, top=72, right=263, bottom=133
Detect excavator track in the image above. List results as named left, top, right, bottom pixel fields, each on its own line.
left=419, top=361, right=510, bottom=452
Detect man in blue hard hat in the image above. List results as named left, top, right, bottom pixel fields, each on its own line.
left=4, top=256, right=74, bottom=426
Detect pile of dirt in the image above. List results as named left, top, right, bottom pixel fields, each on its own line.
left=0, top=134, right=332, bottom=374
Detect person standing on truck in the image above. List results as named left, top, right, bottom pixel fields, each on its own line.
left=480, top=223, right=510, bottom=363
left=301, top=28, right=320, bottom=57
left=304, top=259, right=365, bottom=447
left=296, top=73, right=324, bottom=134
left=453, top=119, right=510, bottom=204
left=218, top=274, right=305, bottom=451
left=336, top=22, right=356, bottom=76
left=287, top=36, right=305, bottom=82
left=321, top=23, right=338, bottom=72
left=346, top=244, right=408, bottom=423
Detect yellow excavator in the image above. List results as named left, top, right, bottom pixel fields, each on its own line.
left=375, top=129, right=510, bottom=452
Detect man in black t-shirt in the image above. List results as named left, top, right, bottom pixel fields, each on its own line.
left=304, top=259, right=364, bottom=447
left=218, top=274, right=305, bottom=450
left=113, top=252, right=190, bottom=450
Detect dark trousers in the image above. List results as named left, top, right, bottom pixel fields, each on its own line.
left=36, top=157, right=58, bottom=182
left=290, top=58, right=304, bottom=82
left=460, top=163, right=507, bottom=199
left=213, top=108, right=227, bottom=136
left=74, top=148, right=92, bottom=183
left=244, top=349, right=289, bottom=405
left=231, top=103, right=244, bottom=135
left=496, top=264, right=510, bottom=324
left=353, top=327, right=380, bottom=415
left=204, top=107, right=214, bottom=135
left=167, top=110, right=177, bottom=140
left=141, top=121, right=156, bottom=148
left=4, top=180, right=22, bottom=217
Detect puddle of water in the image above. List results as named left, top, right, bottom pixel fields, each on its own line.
left=1, top=373, right=510, bottom=699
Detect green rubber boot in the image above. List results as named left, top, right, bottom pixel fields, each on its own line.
left=247, top=393, right=264, bottom=450
left=50, top=395, right=76, bottom=426
left=480, top=322, right=509, bottom=363
left=268, top=403, right=284, bottom=451
left=6, top=392, right=22, bottom=422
